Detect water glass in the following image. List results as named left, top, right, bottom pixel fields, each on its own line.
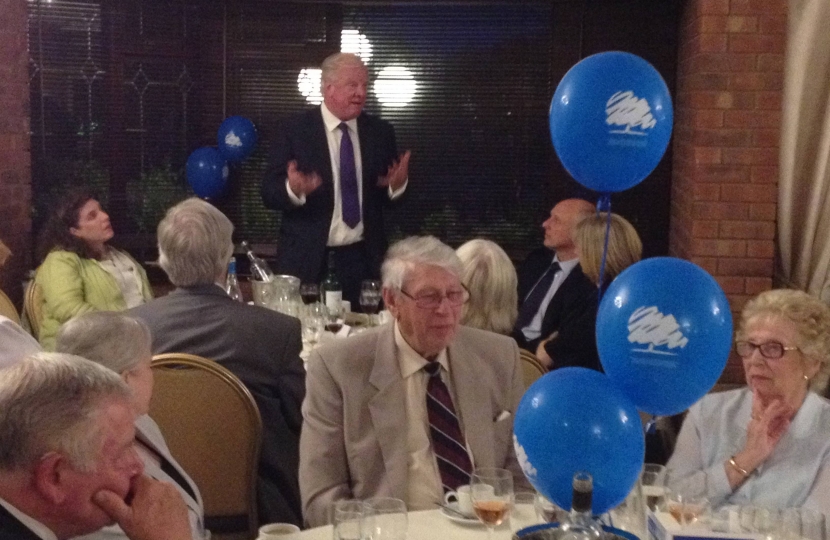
left=781, top=508, right=825, bottom=540
left=739, top=505, right=779, bottom=540
left=364, top=497, right=407, bottom=540
left=471, top=467, right=513, bottom=540
left=611, top=478, right=645, bottom=538
left=332, top=500, right=365, bottom=540
left=512, top=491, right=539, bottom=530
left=641, top=463, right=667, bottom=512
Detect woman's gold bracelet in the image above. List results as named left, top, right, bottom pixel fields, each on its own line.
left=728, top=456, right=751, bottom=478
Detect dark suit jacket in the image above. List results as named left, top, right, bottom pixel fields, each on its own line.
left=262, top=107, right=401, bottom=283
left=512, top=248, right=602, bottom=371
left=129, top=285, right=306, bottom=526
left=0, top=503, right=41, bottom=540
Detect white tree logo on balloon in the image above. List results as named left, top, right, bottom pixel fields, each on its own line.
left=627, top=306, right=688, bottom=355
left=605, top=91, right=657, bottom=136
left=513, top=435, right=537, bottom=479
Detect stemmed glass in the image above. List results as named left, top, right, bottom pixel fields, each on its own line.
left=359, top=280, right=382, bottom=326
left=470, top=467, right=513, bottom=540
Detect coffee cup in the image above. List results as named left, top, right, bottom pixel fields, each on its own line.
left=444, top=485, right=473, bottom=516
left=257, top=522, right=301, bottom=540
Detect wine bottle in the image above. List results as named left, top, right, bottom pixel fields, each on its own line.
left=241, top=240, right=273, bottom=282
left=321, top=251, right=342, bottom=316
left=225, top=258, right=244, bottom=303
left=560, top=472, right=604, bottom=540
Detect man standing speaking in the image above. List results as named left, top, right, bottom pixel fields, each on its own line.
left=263, top=52, right=411, bottom=306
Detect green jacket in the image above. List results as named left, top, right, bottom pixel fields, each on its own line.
left=36, top=249, right=153, bottom=350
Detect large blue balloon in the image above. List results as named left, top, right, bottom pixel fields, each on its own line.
left=186, top=147, right=228, bottom=199
left=514, top=368, right=644, bottom=515
left=217, top=116, right=258, bottom=162
left=550, top=52, right=673, bottom=193
left=596, top=258, right=733, bottom=416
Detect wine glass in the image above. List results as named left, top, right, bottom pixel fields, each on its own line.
left=300, top=283, right=320, bottom=305
left=359, top=280, right=382, bottom=325
left=470, top=467, right=513, bottom=540
left=325, top=301, right=345, bottom=334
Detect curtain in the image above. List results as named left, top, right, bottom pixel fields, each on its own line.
left=778, top=0, right=830, bottom=300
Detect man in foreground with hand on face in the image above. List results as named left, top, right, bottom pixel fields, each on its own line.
left=299, top=236, right=526, bottom=526
left=0, top=353, right=192, bottom=540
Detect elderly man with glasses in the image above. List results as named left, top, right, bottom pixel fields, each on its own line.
left=299, top=236, right=526, bottom=527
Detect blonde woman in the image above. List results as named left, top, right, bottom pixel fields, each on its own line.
left=456, top=239, right=518, bottom=334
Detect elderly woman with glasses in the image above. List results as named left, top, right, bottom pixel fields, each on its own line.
left=667, top=289, right=830, bottom=511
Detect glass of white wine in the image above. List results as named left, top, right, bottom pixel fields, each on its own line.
left=470, top=467, right=513, bottom=540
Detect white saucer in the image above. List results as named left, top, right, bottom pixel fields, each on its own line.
left=440, top=503, right=482, bottom=526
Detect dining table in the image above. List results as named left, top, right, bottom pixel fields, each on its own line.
left=292, top=504, right=542, bottom=540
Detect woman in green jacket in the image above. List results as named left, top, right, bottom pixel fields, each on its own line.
left=35, top=191, right=153, bottom=349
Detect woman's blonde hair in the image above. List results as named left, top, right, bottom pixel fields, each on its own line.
left=574, top=212, right=642, bottom=285
left=738, top=289, right=830, bottom=393
left=455, top=239, right=518, bottom=335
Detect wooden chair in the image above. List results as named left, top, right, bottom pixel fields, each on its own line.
left=150, top=353, right=262, bottom=540
left=23, top=280, right=44, bottom=339
left=0, top=289, right=19, bottom=325
left=519, top=348, right=547, bottom=389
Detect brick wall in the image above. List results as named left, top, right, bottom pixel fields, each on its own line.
left=0, top=0, right=31, bottom=309
left=670, top=0, right=785, bottom=382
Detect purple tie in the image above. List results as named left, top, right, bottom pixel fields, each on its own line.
left=424, top=361, right=473, bottom=492
left=338, top=123, right=360, bottom=228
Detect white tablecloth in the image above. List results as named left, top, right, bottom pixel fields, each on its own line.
left=294, top=505, right=542, bottom=540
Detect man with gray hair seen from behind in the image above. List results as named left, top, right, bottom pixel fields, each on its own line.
left=0, top=353, right=192, bottom=540
left=299, top=236, right=526, bottom=527
left=128, top=198, right=306, bottom=527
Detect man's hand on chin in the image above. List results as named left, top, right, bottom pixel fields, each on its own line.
left=93, top=475, right=192, bottom=540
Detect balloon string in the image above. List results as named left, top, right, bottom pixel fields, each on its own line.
left=596, top=193, right=612, bottom=305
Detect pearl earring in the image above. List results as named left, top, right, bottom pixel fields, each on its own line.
left=803, top=374, right=810, bottom=381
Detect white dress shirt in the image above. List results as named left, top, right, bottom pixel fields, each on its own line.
left=521, top=256, right=580, bottom=341
left=395, top=324, right=474, bottom=510
left=285, top=103, right=406, bottom=247
left=98, top=248, right=146, bottom=309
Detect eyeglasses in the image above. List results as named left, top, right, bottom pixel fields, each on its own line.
left=735, top=340, right=799, bottom=360
left=399, top=285, right=470, bottom=309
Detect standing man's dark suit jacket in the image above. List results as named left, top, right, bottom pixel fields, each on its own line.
left=512, top=247, right=602, bottom=371
left=129, top=285, right=306, bottom=526
left=0, top=504, right=40, bottom=540
left=262, top=107, right=401, bottom=284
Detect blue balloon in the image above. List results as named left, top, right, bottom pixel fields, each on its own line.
left=550, top=51, right=673, bottom=193
left=186, top=147, right=228, bottom=199
left=514, top=368, right=644, bottom=515
left=217, top=115, right=258, bottom=162
left=596, top=258, right=733, bottom=416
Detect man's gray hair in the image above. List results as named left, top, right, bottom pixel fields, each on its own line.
left=157, top=197, right=234, bottom=287
left=321, top=52, right=366, bottom=85
left=56, top=311, right=152, bottom=375
left=381, top=236, right=463, bottom=290
left=0, top=353, right=130, bottom=472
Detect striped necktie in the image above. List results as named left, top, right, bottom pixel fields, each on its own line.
left=424, top=361, right=473, bottom=491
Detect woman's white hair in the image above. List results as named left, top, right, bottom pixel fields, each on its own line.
left=0, top=353, right=130, bottom=472
left=157, top=198, right=234, bottom=287
left=738, top=288, right=830, bottom=393
left=381, top=236, right=463, bottom=291
left=55, top=311, right=152, bottom=375
left=456, top=239, right=518, bottom=334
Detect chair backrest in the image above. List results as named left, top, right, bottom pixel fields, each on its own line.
left=0, top=289, right=20, bottom=325
left=519, top=348, right=546, bottom=389
left=150, top=353, right=262, bottom=540
left=23, top=280, right=44, bottom=339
